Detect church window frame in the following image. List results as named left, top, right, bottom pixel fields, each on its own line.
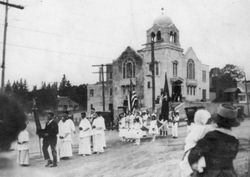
left=156, top=31, right=162, bottom=41
left=90, top=89, right=94, bottom=97
left=155, top=62, right=160, bottom=76
left=202, top=70, right=206, bottom=82
left=172, top=61, right=178, bottom=77
left=170, top=31, right=177, bottom=43
left=110, top=88, right=113, bottom=96
left=187, top=59, right=195, bottom=80
left=147, top=81, right=151, bottom=89
left=122, top=60, right=135, bottom=79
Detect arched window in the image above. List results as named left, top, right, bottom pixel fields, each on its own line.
left=123, top=62, right=126, bottom=79
left=126, top=62, right=133, bottom=78
left=156, top=31, right=161, bottom=41
left=151, top=32, right=156, bottom=41
left=123, top=61, right=135, bottom=79
left=187, top=59, right=195, bottom=79
left=170, top=31, right=177, bottom=43
left=173, top=61, right=178, bottom=76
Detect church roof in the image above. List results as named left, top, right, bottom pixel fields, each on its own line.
left=153, top=14, right=173, bottom=27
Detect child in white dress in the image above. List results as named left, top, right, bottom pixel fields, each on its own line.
left=17, top=127, right=29, bottom=166
left=149, top=113, right=159, bottom=142
left=133, top=117, right=143, bottom=145
left=180, top=109, right=216, bottom=177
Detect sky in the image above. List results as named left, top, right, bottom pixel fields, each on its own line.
left=0, top=0, right=250, bottom=89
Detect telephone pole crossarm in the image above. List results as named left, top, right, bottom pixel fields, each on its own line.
left=0, top=1, right=24, bottom=9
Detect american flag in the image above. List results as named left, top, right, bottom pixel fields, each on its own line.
left=128, top=79, right=138, bottom=112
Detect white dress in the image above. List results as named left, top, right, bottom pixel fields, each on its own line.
left=58, top=120, right=73, bottom=158
left=92, top=117, right=105, bottom=153
left=149, top=120, right=159, bottom=135
left=78, top=118, right=92, bottom=155
left=119, top=117, right=126, bottom=138
left=17, top=129, right=29, bottom=165
left=100, top=116, right=106, bottom=148
left=132, top=123, right=143, bottom=139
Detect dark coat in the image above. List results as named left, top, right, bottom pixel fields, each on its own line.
left=188, top=130, right=239, bottom=177
left=43, top=120, right=58, bottom=139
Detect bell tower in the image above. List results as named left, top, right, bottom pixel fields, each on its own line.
left=146, top=9, right=181, bottom=48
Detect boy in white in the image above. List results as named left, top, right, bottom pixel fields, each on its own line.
left=92, top=113, right=106, bottom=153
left=78, top=112, right=92, bottom=156
left=17, top=127, right=29, bottom=166
left=180, top=109, right=215, bottom=177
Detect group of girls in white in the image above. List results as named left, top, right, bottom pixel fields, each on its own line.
left=118, top=109, right=181, bottom=145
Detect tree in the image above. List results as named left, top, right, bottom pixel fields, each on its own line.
left=5, top=80, right=12, bottom=94
left=221, top=64, right=244, bottom=81
left=209, top=64, right=243, bottom=101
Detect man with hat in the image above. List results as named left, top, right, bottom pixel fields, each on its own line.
left=188, top=104, right=240, bottom=177
left=42, top=111, right=58, bottom=167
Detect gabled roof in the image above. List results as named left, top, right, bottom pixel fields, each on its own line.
left=115, top=46, right=143, bottom=65
left=237, top=82, right=250, bottom=93
left=57, top=96, right=79, bottom=106
left=224, top=88, right=241, bottom=93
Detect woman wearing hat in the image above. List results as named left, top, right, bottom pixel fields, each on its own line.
left=188, top=104, right=240, bottom=177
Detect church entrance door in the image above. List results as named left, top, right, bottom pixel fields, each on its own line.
left=172, top=80, right=182, bottom=102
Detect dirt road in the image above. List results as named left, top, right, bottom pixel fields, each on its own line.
left=26, top=120, right=250, bottom=177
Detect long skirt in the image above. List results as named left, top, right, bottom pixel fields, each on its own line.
left=101, top=133, right=106, bottom=148
left=93, top=134, right=104, bottom=153
left=58, top=141, right=72, bottom=158
left=78, top=137, right=92, bottom=155
left=172, top=123, right=178, bottom=137
left=17, top=150, right=29, bottom=165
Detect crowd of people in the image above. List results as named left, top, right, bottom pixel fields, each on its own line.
left=0, top=94, right=243, bottom=177
left=16, top=110, right=107, bottom=168
left=118, top=109, right=180, bottom=145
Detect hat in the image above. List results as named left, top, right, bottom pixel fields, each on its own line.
left=151, top=113, right=156, bottom=117
left=213, top=104, right=240, bottom=127
left=63, top=110, right=69, bottom=115
left=194, top=109, right=211, bottom=125
left=47, top=111, right=54, bottom=116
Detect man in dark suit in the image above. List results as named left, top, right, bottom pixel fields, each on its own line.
left=42, top=111, right=58, bottom=167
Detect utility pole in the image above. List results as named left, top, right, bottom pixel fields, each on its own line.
left=143, top=33, right=158, bottom=112
left=0, top=0, right=24, bottom=93
left=151, top=33, right=156, bottom=111
left=244, top=73, right=250, bottom=116
left=92, top=64, right=112, bottom=111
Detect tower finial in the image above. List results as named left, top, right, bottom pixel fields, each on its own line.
left=161, top=7, right=164, bottom=15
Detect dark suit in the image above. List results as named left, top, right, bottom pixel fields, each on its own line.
left=188, top=130, right=239, bottom=177
left=42, top=119, right=58, bottom=165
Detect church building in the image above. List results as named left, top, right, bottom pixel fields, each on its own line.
left=88, top=14, right=209, bottom=117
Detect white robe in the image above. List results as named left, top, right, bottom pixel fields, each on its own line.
left=58, top=120, right=73, bottom=158
left=17, top=129, right=29, bottom=165
left=92, top=117, right=105, bottom=153
left=100, top=116, right=106, bottom=148
left=78, top=118, right=92, bottom=155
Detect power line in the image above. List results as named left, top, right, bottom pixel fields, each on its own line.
left=0, top=42, right=113, bottom=60
left=0, top=24, right=126, bottom=48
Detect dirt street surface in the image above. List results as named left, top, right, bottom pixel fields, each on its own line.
left=27, top=120, right=250, bottom=177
